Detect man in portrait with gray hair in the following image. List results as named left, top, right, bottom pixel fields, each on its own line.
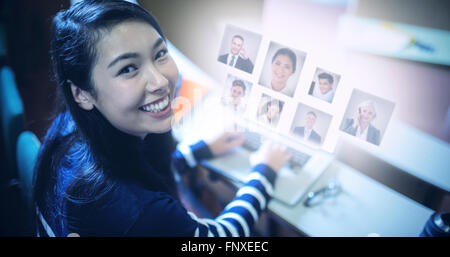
left=293, top=111, right=322, bottom=144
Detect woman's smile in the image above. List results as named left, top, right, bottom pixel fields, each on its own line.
left=273, top=70, right=287, bottom=80
left=139, top=94, right=172, bottom=118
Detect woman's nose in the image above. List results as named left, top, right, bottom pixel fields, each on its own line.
left=145, top=65, right=169, bottom=93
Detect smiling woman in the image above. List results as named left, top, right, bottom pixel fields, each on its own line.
left=33, top=0, right=291, bottom=237
left=270, top=48, right=296, bottom=92
left=75, top=21, right=179, bottom=137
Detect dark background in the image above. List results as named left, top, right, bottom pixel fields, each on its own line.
left=0, top=0, right=70, bottom=236
left=2, top=0, right=70, bottom=140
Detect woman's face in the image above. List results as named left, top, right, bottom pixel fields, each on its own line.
left=89, top=21, right=179, bottom=139
left=271, top=54, right=294, bottom=91
left=359, top=105, right=376, bottom=123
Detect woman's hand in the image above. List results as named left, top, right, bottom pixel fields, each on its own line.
left=207, top=131, right=245, bottom=157
left=251, top=141, right=292, bottom=172
left=351, top=108, right=361, bottom=129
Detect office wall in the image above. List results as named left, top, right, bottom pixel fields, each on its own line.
left=355, top=0, right=450, bottom=31
left=140, top=0, right=264, bottom=82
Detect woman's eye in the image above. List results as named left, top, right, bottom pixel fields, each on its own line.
left=155, top=49, right=168, bottom=60
left=118, top=64, right=138, bottom=76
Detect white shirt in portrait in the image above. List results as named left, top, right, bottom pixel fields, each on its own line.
left=303, top=128, right=312, bottom=140
left=356, top=125, right=369, bottom=141
left=227, top=54, right=239, bottom=68
left=312, top=86, right=335, bottom=103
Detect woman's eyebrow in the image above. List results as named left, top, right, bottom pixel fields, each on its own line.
left=108, top=52, right=139, bottom=68
left=107, top=39, right=164, bottom=68
left=153, top=38, right=164, bottom=50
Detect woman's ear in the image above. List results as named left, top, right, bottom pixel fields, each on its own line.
left=69, top=80, right=95, bottom=111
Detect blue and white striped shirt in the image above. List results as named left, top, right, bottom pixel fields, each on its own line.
left=37, top=137, right=276, bottom=237
left=168, top=142, right=276, bottom=237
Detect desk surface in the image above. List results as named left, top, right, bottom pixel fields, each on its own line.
left=267, top=161, right=433, bottom=236
left=201, top=147, right=433, bottom=236
left=172, top=91, right=434, bottom=236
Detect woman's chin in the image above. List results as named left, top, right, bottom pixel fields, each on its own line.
left=271, top=81, right=286, bottom=91
left=141, top=127, right=171, bottom=138
left=140, top=112, right=175, bottom=136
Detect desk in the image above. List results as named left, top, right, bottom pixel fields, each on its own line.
left=172, top=91, right=434, bottom=237
left=267, top=161, right=433, bottom=236
left=198, top=148, right=433, bottom=237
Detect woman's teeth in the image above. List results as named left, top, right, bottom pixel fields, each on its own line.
left=141, top=96, right=169, bottom=113
left=275, top=72, right=284, bottom=79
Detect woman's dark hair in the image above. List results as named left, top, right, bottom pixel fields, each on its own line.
left=33, top=0, right=178, bottom=229
left=266, top=99, right=283, bottom=113
left=271, top=48, right=297, bottom=73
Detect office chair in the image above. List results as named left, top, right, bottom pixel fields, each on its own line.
left=16, top=131, right=40, bottom=208
left=0, top=66, right=25, bottom=184
left=13, top=131, right=41, bottom=236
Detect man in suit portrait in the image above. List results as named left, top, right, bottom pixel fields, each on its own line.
left=218, top=35, right=254, bottom=73
left=293, top=111, right=322, bottom=144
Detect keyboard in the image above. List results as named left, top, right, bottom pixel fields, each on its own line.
left=241, top=129, right=311, bottom=168
left=242, top=130, right=262, bottom=151
left=285, top=147, right=311, bottom=168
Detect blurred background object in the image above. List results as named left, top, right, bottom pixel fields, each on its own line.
left=421, top=212, right=450, bottom=237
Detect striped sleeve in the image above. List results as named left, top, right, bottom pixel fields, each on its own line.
left=131, top=140, right=277, bottom=237
left=189, top=163, right=276, bottom=237
left=171, top=140, right=213, bottom=175
left=126, top=164, right=276, bottom=237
